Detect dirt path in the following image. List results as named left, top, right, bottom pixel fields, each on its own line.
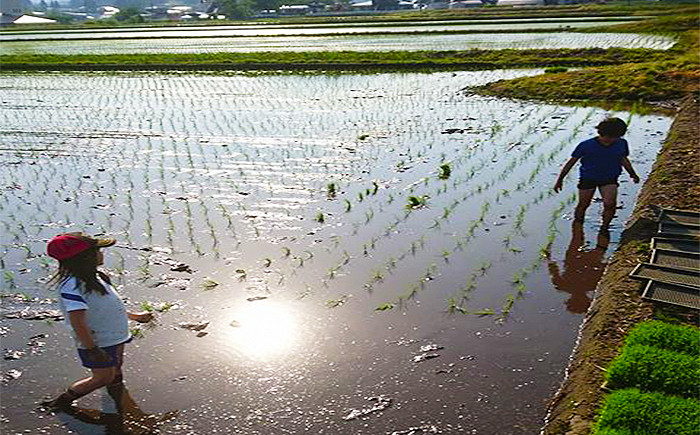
left=542, top=92, right=700, bottom=435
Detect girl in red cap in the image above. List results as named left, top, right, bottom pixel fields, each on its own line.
left=42, top=233, right=153, bottom=410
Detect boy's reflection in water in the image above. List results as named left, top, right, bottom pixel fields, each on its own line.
left=60, top=383, right=177, bottom=434
left=547, top=222, right=611, bottom=314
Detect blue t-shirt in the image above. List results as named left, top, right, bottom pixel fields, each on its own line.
left=571, top=137, right=629, bottom=181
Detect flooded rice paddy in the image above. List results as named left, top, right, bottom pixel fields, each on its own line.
left=0, top=19, right=645, bottom=41
left=0, top=71, right=671, bottom=434
left=0, top=31, right=674, bottom=55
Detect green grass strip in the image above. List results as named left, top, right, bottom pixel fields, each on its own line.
left=626, top=320, right=700, bottom=356
left=606, top=344, right=699, bottom=398
left=593, top=388, right=700, bottom=435
left=593, top=428, right=634, bottom=435
left=0, top=48, right=674, bottom=71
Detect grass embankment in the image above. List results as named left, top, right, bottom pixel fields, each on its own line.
left=591, top=321, right=700, bottom=435
left=0, top=48, right=677, bottom=71
left=476, top=14, right=699, bottom=102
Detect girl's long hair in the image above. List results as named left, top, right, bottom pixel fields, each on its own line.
left=49, top=241, right=110, bottom=295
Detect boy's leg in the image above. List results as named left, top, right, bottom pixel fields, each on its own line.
left=599, top=183, right=618, bottom=228
left=574, top=188, right=596, bottom=222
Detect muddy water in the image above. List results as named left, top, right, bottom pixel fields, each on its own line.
left=0, top=71, right=670, bottom=434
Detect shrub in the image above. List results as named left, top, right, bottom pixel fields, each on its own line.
left=625, top=320, right=700, bottom=356
left=606, top=344, right=699, bottom=398
left=593, top=389, right=700, bottom=435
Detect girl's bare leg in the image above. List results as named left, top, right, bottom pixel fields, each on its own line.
left=69, top=367, right=116, bottom=396
left=574, top=188, right=596, bottom=222
left=43, top=367, right=115, bottom=409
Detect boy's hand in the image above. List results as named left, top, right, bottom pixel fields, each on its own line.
left=631, top=174, right=640, bottom=184
left=128, top=311, right=154, bottom=324
left=553, top=180, right=563, bottom=193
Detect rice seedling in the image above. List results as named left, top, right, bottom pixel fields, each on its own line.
left=315, top=212, right=325, bottom=224
left=327, top=182, right=337, bottom=199
left=406, top=195, right=429, bottom=209
left=344, top=199, right=352, bottom=212
left=375, top=303, right=395, bottom=312
left=201, top=279, right=219, bottom=291
left=438, top=163, right=452, bottom=180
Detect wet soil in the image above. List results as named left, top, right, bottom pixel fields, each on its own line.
left=542, top=92, right=700, bottom=435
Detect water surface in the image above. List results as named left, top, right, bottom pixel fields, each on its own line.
left=0, top=71, right=670, bottom=434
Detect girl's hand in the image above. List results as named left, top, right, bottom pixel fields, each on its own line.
left=128, top=311, right=154, bottom=324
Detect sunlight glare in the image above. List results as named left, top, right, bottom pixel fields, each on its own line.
left=227, top=301, right=299, bottom=360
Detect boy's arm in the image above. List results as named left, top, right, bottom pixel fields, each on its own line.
left=621, top=157, right=640, bottom=183
left=554, top=157, right=579, bottom=192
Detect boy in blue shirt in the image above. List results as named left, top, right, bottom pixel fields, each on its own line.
left=554, top=118, right=640, bottom=228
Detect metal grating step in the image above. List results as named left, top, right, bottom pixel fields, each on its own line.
left=630, top=263, right=700, bottom=288
left=651, top=249, right=700, bottom=270
left=642, top=280, right=700, bottom=310
left=659, top=209, right=700, bottom=228
left=658, top=222, right=700, bottom=239
left=651, top=237, right=700, bottom=254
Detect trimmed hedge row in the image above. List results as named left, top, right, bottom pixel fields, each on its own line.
left=593, top=389, right=700, bottom=435
left=606, top=344, right=699, bottom=398
left=625, top=320, right=700, bottom=356
left=592, top=321, right=700, bottom=435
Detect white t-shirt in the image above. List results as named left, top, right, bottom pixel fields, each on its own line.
left=58, top=275, right=130, bottom=349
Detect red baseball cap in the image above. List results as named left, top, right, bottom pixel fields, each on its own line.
left=47, top=233, right=116, bottom=261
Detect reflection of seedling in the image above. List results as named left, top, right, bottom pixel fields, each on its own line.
left=344, top=199, right=352, bottom=212
left=281, top=247, right=291, bottom=258
left=500, top=294, right=515, bottom=317
left=447, top=298, right=468, bottom=315
left=478, top=261, right=491, bottom=275
left=371, top=181, right=379, bottom=195
left=235, top=269, right=247, bottom=281
left=438, top=164, right=451, bottom=180
left=326, top=294, right=350, bottom=308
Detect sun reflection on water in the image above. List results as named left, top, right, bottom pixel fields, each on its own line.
left=226, top=301, right=299, bottom=360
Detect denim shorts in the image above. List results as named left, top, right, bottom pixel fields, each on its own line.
left=577, top=178, right=619, bottom=190
left=77, top=338, right=130, bottom=368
